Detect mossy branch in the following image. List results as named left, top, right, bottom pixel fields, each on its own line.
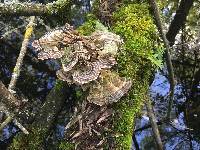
left=9, top=81, right=69, bottom=149
left=0, top=0, right=71, bottom=16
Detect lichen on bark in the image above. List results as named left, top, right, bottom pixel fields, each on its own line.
left=0, top=0, right=72, bottom=16
left=9, top=81, right=69, bottom=149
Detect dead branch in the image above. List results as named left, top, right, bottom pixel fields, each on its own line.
left=0, top=81, right=30, bottom=134
left=0, top=16, right=36, bottom=134
left=149, top=0, right=175, bottom=120
left=0, top=3, right=47, bottom=16
left=0, top=82, right=29, bottom=133
left=132, top=132, right=140, bottom=150
left=0, top=81, right=21, bottom=112
left=0, top=0, right=72, bottom=16
left=9, top=81, right=70, bottom=149
left=145, top=97, right=163, bottom=150
left=0, top=115, right=12, bottom=131
left=134, top=119, right=165, bottom=132
left=8, top=16, right=35, bottom=92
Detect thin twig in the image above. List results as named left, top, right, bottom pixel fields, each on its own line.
left=134, top=119, right=165, bottom=132
left=8, top=16, right=35, bottom=92
left=145, top=97, right=163, bottom=150
left=0, top=16, right=36, bottom=134
left=13, top=118, right=29, bottom=134
left=0, top=115, right=12, bottom=131
left=149, top=0, right=176, bottom=120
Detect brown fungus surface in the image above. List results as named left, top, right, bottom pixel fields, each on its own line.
left=32, top=23, right=131, bottom=106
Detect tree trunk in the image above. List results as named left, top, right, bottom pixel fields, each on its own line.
left=9, top=81, right=70, bottom=149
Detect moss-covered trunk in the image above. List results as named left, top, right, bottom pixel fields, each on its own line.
left=9, top=81, right=69, bottom=149
left=8, top=1, right=162, bottom=149
left=65, top=2, right=161, bottom=149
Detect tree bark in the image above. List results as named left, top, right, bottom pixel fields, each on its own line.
left=145, top=98, right=163, bottom=150
left=0, top=0, right=72, bottom=16
left=0, top=3, right=48, bottom=16
left=0, top=81, right=21, bottom=113
left=166, top=0, right=194, bottom=46
left=9, top=81, right=70, bottom=149
left=149, top=0, right=175, bottom=120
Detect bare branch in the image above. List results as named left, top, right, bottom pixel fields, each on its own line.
left=0, top=81, right=29, bottom=134
left=0, top=16, right=36, bottom=134
left=0, top=3, right=47, bottom=16
left=145, top=97, right=163, bottom=150
left=0, top=115, right=12, bottom=131
left=8, top=16, right=35, bottom=92
left=0, top=0, right=72, bottom=16
left=149, top=0, right=175, bottom=120
left=13, top=118, right=29, bottom=134
left=0, top=81, right=21, bottom=112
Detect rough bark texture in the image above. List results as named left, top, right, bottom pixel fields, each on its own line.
left=0, top=82, right=21, bottom=113
left=8, top=16, right=35, bottom=92
left=166, top=0, right=194, bottom=46
left=9, top=81, right=70, bottom=149
left=0, top=0, right=72, bottom=16
left=0, top=3, right=48, bottom=16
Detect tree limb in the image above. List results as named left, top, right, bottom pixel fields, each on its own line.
left=0, top=16, right=35, bottom=134
left=132, top=132, right=140, bottom=150
left=149, top=0, right=175, bottom=120
left=134, top=119, right=165, bottom=132
left=0, top=81, right=21, bottom=112
left=0, top=82, right=29, bottom=134
left=166, top=0, right=194, bottom=46
left=145, top=97, right=163, bottom=150
left=0, top=115, right=12, bottom=131
left=8, top=16, right=35, bottom=92
left=0, top=0, right=72, bottom=16
left=0, top=3, right=46, bottom=16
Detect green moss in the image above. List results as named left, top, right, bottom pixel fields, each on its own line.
left=47, top=0, right=72, bottom=14
left=76, top=14, right=97, bottom=35
left=110, top=3, right=163, bottom=149
left=46, top=0, right=72, bottom=24
left=55, top=79, right=65, bottom=91
left=77, top=14, right=108, bottom=35
left=59, top=141, right=75, bottom=150
left=10, top=126, right=47, bottom=150
left=112, top=79, right=150, bottom=149
left=75, top=3, right=162, bottom=148
left=112, top=3, right=163, bottom=69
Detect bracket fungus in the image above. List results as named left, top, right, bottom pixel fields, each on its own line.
left=32, top=23, right=132, bottom=106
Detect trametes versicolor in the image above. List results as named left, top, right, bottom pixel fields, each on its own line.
left=32, top=23, right=132, bottom=106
